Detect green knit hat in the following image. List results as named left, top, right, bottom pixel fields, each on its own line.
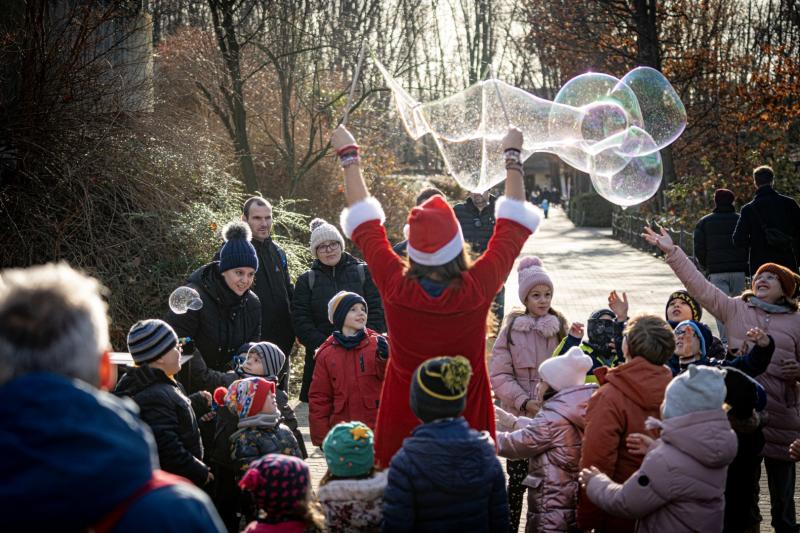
left=322, top=422, right=374, bottom=478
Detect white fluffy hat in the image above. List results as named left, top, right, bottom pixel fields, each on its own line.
left=538, top=346, right=593, bottom=391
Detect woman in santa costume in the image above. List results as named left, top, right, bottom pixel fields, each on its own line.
left=332, top=125, right=541, bottom=467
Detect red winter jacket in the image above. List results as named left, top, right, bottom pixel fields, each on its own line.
left=308, top=329, right=387, bottom=445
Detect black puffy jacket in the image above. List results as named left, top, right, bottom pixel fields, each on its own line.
left=693, top=206, right=748, bottom=274
left=291, top=251, right=385, bottom=401
left=733, top=185, right=800, bottom=274
left=113, top=366, right=210, bottom=487
left=166, top=262, right=261, bottom=394
left=453, top=196, right=497, bottom=255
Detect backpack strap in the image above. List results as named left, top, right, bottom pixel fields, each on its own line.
left=357, top=263, right=366, bottom=290
left=308, top=270, right=316, bottom=291
left=88, top=470, right=186, bottom=533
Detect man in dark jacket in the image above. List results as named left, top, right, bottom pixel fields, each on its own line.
left=0, top=263, right=224, bottom=532
left=733, top=165, right=800, bottom=274
left=214, top=197, right=295, bottom=391
left=453, top=191, right=505, bottom=323
left=694, top=188, right=748, bottom=341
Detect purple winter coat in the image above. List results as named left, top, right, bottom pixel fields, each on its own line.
left=586, top=408, right=737, bottom=533
left=496, top=383, right=597, bottom=532
left=665, top=246, right=800, bottom=460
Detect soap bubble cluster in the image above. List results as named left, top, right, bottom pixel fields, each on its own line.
left=376, top=60, right=685, bottom=207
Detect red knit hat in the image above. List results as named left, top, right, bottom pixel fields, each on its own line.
left=406, top=195, right=464, bottom=266
left=214, top=377, right=275, bottom=419
left=754, top=263, right=800, bottom=298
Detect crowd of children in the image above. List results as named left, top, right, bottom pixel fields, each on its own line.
left=97, top=125, right=800, bottom=533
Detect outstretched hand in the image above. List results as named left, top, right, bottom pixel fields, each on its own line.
left=641, top=226, right=675, bottom=253
left=495, top=405, right=518, bottom=432
left=569, top=322, right=585, bottom=339
left=626, top=433, right=654, bottom=456
left=608, top=290, right=629, bottom=321
left=502, top=127, right=523, bottom=152
left=331, top=125, right=357, bottom=153
left=746, top=327, right=770, bottom=348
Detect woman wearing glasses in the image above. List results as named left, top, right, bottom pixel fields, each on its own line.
left=292, top=217, right=385, bottom=402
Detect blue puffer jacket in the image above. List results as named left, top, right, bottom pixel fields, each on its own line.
left=383, top=417, right=509, bottom=533
left=0, top=373, right=224, bottom=532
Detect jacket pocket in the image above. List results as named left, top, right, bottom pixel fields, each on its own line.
left=333, top=396, right=347, bottom=414
left=357, top=353, right=382, bottom=409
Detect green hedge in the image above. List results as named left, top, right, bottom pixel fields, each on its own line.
left=568, top=191, right=613, bottom=227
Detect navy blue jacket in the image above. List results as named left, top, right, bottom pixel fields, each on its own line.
left=0, top=373, right=224, bottom=532
left=383, top=417, right=509, bottom=533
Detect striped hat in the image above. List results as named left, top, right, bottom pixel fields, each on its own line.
left=127, top=319, right=179, bottom=365
left=249, top=342, right=286, bottom=380
left=327, top=291, right=367, bottom=331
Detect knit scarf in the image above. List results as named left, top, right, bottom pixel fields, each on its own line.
left=238, top=413, right=281, bottom=429
left=333, top=329, right=366, bottom=350
left=749, top=296, right=793, bottom=314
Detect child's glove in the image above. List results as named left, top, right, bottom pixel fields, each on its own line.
left=376, top=335, right=389, bottom=360
left=494, top=405, right=518, bottom=432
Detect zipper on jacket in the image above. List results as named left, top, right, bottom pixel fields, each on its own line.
left=359, top=353, right=365, bottom=373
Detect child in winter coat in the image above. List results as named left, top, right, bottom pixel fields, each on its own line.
left=308, top=291, right=388, bottom=446
left=665, top=289, right=726, bottom=357
left=577, top=314, right=675, bottom=533
left=334, top=125, right=540, bottom=468
left=236, top=342, right=308, bottom=458
left=318, top=422, right=388, bottom=532
left=113, top=319, right=213, bottom=487
left=383, top=356, right=509, bottom=532
left=214, top=377, right=302, bottom=477
left=555, top=306, right=626, bottom=382
left=495, top=347, right=598, bottom=532
left=490, top=256, right=568, bottom=531
left=669, top=321, right=774, bottom=377
left=580, top=365, right=737, bottom=533
left=239, top=453, right=325, bottom=532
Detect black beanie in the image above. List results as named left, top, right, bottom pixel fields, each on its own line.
left=666, top=290, right=702, bottom=322
left=410, top=356, right=472, bottom=423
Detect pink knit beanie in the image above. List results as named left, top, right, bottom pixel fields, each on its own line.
left=517, top=256, right=553, bottom=302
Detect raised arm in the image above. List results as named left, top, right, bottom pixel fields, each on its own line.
left=331, top=125, right=369, bottom=207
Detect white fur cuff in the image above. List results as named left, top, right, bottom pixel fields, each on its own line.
left=495, top=197, right=541, bottom=233
left=340, top=197, right=386, bottom=239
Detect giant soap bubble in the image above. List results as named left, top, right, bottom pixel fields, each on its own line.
left=376, top=59, right=686, bottom=207
left=169, top=286, right=203, bottom=314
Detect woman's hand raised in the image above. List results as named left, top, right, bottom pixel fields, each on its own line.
left=641, top=226, right=675, bottom=254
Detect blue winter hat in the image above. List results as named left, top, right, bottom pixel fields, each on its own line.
left=327, top=291, right=367, bottom=331
left=675, top=320, right=712, bottom=358
left=219, top=221, right=258, bottom=273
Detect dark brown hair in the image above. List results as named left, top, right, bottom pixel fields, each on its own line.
left=243, top=196, right=271, bottom=217
left=753, top=165, right=774, bottom=186
left=403, top=246, right=473, bottom=286
left=624, top=314, right=675, bottom=365
left=416, top=188, right=445, bottom=206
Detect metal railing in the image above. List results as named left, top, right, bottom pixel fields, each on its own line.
left=611, top=210, right=695, bottom=258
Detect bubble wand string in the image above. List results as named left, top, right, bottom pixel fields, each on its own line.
left=341, top=42, right=367, bottom=127
left=490, top=66, right=511, bottom=127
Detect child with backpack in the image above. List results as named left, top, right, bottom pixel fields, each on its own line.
left=495, top=347, right=598, bottom=532
left=317, top=422, right=387, bottom=532
left=490, top=256, right=569, bottom=531
left=308, top=291, right=388, bottom=447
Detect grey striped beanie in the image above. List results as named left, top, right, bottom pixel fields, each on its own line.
left=127, top=319, right=179, bottom=364
left=249, top=342, right=286, bottom=379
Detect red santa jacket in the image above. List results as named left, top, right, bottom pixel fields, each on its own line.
left=308, top=329, right=387, bottom=446
left=341, top=196, right=540, bottom=467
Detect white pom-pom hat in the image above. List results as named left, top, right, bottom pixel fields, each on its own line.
left=539, top=347, right=593, bottom=391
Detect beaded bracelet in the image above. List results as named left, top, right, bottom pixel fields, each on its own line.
left=340, top=152, right=360, bottom=168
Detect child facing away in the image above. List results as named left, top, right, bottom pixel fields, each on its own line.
left=113, top=319, right=213, bottom=487
left=580, top=365, right=737, bottom=533
left=239, top=454, right=325, bottom=533
left=490, top=256, right=568, bottom=531
left=494, top=347, right=598, bottom=532
left=237, top=341, right=308, bottom=458
left=383, top=356, right=509, bottom=533
left=308, top=291, right=388, bottom=447
left=317, top=422, right=388, bottom=533
left=214, top=377, right=302, bottom=478
left=577, top=314, right=675, bottom=533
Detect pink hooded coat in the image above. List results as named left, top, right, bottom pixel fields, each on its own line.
left=490, top=313, right=562, bottom=415
left=586, top=408, right=737, bottom=533
left=665, top=246, right=800, bottom=460
left=497, top=383, right=597, bottom=532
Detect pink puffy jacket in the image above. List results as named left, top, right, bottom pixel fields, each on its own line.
left=490, top=313, right=562, bottom=415
left=497, top=384, right=597, bottom=532
left=666, top=246, right=800, bottom=460
left=586, top=408, right=737, bottom=533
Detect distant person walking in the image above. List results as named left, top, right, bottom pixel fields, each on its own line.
left=693, top=188, right=748, bottom=342
left=733, top=165, right=800, bottom=274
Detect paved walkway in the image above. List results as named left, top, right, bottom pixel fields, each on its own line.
left=292, top=206, right=791, bottom=530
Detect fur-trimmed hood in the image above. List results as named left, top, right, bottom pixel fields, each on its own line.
left=317, top=469, right=388, bottom=503
left=508, top=312, right=561, bottom=338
